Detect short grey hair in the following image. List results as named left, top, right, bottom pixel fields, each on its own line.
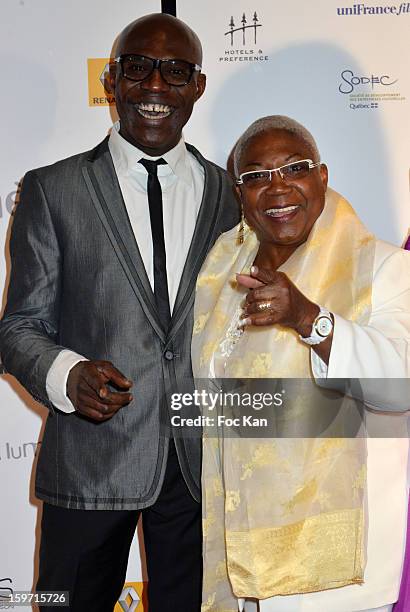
left=233, top=115, right=320, bottom=176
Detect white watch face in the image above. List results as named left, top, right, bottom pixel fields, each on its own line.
left=316, top=316, right=333, bottom=337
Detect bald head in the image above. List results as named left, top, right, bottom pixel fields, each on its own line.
left=116, top=13, right=203, bottom=65
left=110, top=12, right=206, bottom=156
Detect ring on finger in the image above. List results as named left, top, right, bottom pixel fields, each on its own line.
left=256, top=301, right=273, bottom=312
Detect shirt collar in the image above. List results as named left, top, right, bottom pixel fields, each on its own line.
left=109, top=121, right=192, bottom=185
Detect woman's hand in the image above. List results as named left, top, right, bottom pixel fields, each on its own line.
left=237, top=265, right=319, bottom=336
left=237, top=266, right=333, bottom=364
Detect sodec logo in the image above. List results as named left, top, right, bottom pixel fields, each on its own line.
left=339, top=69, right=398, bottom=94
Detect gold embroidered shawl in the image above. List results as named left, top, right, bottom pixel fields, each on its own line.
left=191, top=189, right=376, bottom=611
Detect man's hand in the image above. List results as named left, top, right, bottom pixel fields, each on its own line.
left=236, top=266, right=319, bottom=336
left=67, top=360, right=133, bottom=421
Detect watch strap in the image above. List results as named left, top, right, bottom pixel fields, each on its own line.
left=299, top=306, right=333, bottom=346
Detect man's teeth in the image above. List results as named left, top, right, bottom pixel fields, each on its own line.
left=265, top=205, right=299, bottom=217
left=136, top=103, right=172, bottom=118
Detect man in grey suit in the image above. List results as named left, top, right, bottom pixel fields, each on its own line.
left=0, top=13, right=239, bottom=612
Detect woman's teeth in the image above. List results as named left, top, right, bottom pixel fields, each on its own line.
left=136, top=103, right=173, bottom=119
left=265, top=205, right=299, bottom=217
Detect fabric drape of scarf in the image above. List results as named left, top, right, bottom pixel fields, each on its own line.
left=191, top=188, right=376, bottom=612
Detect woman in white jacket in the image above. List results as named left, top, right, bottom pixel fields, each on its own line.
left=192, top=115, right=410, bottom=612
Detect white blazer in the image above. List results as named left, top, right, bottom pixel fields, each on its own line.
left=244, top=240, right=410, bottom=612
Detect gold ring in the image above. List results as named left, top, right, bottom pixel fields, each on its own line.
left=257, top=301, right=272, bottom=312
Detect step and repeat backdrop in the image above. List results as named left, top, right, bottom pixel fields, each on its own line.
left=179, top=0, right=410, bottom=244
left=1, top=0, right=409, bottom=610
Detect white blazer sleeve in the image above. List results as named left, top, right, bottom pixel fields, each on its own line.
left=312, top=241, right=410, bottom=411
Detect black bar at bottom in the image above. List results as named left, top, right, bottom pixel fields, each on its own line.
left=161, top=0, right=177, bottom=16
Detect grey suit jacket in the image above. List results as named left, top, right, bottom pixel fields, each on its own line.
left=0, top=137, right=239, bottom=509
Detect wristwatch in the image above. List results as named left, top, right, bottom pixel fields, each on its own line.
left=299, top=306, right=334, bottom=346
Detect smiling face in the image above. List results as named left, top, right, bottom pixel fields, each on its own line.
left=236, top=128, right=328, bottom=264
left=110, top=14, right=206, bottom=156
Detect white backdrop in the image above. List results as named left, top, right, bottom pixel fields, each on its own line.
left=180, top=0, right=410, bottom=244
left=1, top=1, right=409, bottom=610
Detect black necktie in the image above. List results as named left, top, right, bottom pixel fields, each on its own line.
left=139, top=158, right=171, bottom=330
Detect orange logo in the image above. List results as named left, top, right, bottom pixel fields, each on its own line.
left=115, top=582, right=147, bottom=611
left=87, top=58, right=115, bottom=107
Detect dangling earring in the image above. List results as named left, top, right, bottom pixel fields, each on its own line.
left=237, top=201, right=246, bottom=246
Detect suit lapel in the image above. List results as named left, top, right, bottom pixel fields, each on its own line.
left=169, top=145, right=223, bottom=341
left=82, top=138, right=166, bottom=342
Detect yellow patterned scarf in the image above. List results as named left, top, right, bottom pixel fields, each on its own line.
left=192, top=189, right=376, bottom=611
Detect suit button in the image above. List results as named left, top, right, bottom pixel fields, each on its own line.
left=164, top=350, right=174, bottom=361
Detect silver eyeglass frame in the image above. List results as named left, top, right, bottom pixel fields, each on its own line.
left=236, top=159, right=322, bottom=185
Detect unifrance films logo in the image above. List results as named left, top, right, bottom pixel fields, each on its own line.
left=336, top=2, right=410, bottom=15
left=87, top=58, right=115, bottom=107
left=338, top=69, right=405, bottom=110
left=219, top=11, right=270, bottom=64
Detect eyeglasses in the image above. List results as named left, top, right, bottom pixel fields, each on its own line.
left=114, top=54, right=202, bottom=87
left=236, top=159, right=321, bottom=186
